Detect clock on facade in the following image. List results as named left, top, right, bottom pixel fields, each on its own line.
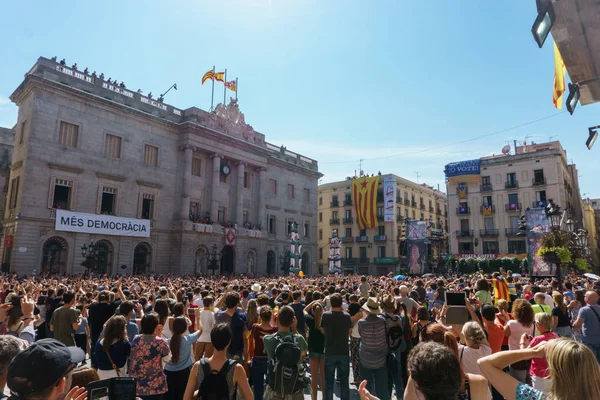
left=221, top=165, right=231, bottom=176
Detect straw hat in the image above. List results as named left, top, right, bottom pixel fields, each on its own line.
left=362, top=297, right=382, bottom=314
left=251, top=283, right=262, bottom=292
left=381, top=295, right=397, bottom=312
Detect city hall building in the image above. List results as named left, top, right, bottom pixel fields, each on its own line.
left=1, top=56, right=320, bottom=275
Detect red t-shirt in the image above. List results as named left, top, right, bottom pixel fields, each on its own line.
left=250, top=323, right=277, bottom=358
left=187, top=304, right=199, bottom=331
left=529, top=331, right=558, bottom=378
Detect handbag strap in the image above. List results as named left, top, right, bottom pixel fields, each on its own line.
left=589, top=305, right=600, bottom=323
left=103, top=346, right=121, bottom=377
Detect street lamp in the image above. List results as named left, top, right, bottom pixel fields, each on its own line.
left=81, top=241, right=99, bottom=272
left=566, top=83, right=580, bottom=115
left=545, top=199, right=562, bottom=229
left=531, top=1, right=555, bottom=48
left=575, top=229, right=589, bottom=248
left=565, top=219, right=576, bottom=233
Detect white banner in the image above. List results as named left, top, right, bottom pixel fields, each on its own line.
left=383, top=176, right=396, bottom=222
left=55, top=210, right=150, bottom=237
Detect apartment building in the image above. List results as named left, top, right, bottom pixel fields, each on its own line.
left=317, top=174, right=447, bottom=275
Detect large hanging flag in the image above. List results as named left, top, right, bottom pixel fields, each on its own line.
left=553, top=42, right=566, bottom=109
left=352, top=176, right=379, bottom=229
left=202, top=70, right=214, bottom=85
left=214, top=72, right=225, bottom=82
left=225, top=80, right=237, bottom=92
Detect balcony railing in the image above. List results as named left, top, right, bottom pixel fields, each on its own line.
left=411, top=201, right=417, bottom=207
left=480, top=229, right=499, bottom=237
left=429, top=206, right=434, bottom=213
left=480, top=205, right=496, bottom=215
left=343, top=217, right=353, bottom=224
left=505, top=181, right=519, bottom=189
left=396, top=195, right=402, bottom=203
left=420, top=204, right=426, bottom=210
left=404, top=199, right=410, bottom=206
left=355, top=236, right=369, bottom=242
left=505, top=203, right=522, bottom=212
left=456, top=230, right=474, bottom=238
left=329, top=218, right=340, bottom=225
left=505, top=228, right=521, bottom=236
left=377, top=215, right=384, bottom=221
left=532, top=177, right=547, bottom=186
left=480, top=184, right=493, bottom=192
left=374, top=257, right=397, bottom=265
left=374, top=235, right=387, bottom=242
left=457, top=206, right=471, bottom=215
left=532, top=200, right=547, bottom=208
left=342, top=236, right=354, bottom=243
left=436, top=207, right=442, bottom=214
left=330, top=200, right=339, bottom=207
left=341, top=258, right=357, bottom=265
left=343, top=198, right=353, bottom=206
left=357, top=257, right=370, bottom=264
left=397, top=215, right=406, bottom=222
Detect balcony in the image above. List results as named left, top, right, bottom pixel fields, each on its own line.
left=355, top=236, right=369, bottom=243
left=343, top=217, right=354, bottom=224
left=505, top=181, right=519, bottom=189
left=480, top=184, right=493, bottom=192
left=396, top=195, right=402, bottom=203
left=411, top=201, right=417, bottom=207
left=397, top=215, right=406, bottom=222
left=377, top=215, right=384, bottom=221
left=341, top=236, right=354, bottom=243
left=456, top=230, right=474, bottom=238
left=480, top=229, right=499, bottom=237
left=457, top=206, right=471, bottom=215
left=505, top=228, right=521, bottom=237
left=436, top=207, right=442, bottom=214
left=377, top=191, right=384, bottom=202
left=505, top=203, right=522, bottom=212
left=343, top=198, right=353, bottom=206
left=374, top=235, right=387, bottom=242
left=429, top=206, right=434, bottom=213
left=420, top=204, right=426, bottom=210
left=404, top=199, right=410, bottom=206
left=329, top=218, right=340, bottom=225
left=532, top=177, right=547, bottom=186
left=374, top=257, right=397, bottom=265
left=330, top=200, right=339, bottom=207
left=341, top=258, right=357, bottom=265
left=532, top=200, right=547, bottom=208
left=357, top=257, right=370, bottom=264
left=480, top=205, right=496, bottom=215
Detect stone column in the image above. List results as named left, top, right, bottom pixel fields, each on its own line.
left=257, top=167, right=267, bottom=230
left=236, top=162, right=246, bottom=225
left=210, top=154, right=222, bottom=222
left=180, top=145, right=195, bottom=220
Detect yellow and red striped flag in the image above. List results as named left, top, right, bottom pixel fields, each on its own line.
left=214, top=72, right=225, bottom=82
left=202, top=70, right=214, bottom=85
left=352, top=176, right=379, bottom=229
left=225, top=81, right=237, bottom=92
left=553, top=42, right=566, bottom=109
left=491, top=278, right=510, bottom=304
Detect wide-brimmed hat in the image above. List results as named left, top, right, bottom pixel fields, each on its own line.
left=362, top=297, right=382, bottom=314
left=251, top=283, right=262, bottom=292
left=381, top=295, right=397, bottom=312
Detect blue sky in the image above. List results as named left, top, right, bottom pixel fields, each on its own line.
left=1, top=1, right=599, bottom=198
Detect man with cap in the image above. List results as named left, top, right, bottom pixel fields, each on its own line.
left=0, top=336, right=25, bottom=400
left=357, top=298, right=390, bottom=400
left=6, top=338, right=86, bottom=400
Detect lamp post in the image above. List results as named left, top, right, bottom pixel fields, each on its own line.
left=205, top=244, right=222, bottom=275
left=81, top=241, right=99, bottom=274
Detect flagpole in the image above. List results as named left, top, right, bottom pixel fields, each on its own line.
left=235, top=77, right=238, bottom=101
left=210, top=65, right=215, bottom=111
left=223, top=69, right=227, bottom=105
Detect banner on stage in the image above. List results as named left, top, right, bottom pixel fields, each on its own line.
left=55, top=210, right=150, bottom=237
left=526, top=208, right=556, bottom=276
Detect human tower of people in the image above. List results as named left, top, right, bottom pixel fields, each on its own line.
left=1, top=269, right=600, bottom=400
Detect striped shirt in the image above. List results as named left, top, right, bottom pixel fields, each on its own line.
left=357, top=314, right=388, bottom=369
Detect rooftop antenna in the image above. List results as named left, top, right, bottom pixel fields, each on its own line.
left=549, top=135, right=557, bottom=141
left=359, top=159, right=365, bottom=177
left=414, top=170, right=421, bottom=184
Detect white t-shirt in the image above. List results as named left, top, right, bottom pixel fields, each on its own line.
left=199, top=309, right=215, bottom=342
left=459, top=344, right=492, bottom=376
left=506, top=320, right=535, bottom=350
left=544, top=294, right=555, bottom=308
left=395, top=296, right=419, bottom=315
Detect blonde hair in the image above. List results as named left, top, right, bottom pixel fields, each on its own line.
left=462, top=321, right=486, bottom=345
left=535, top=312, right=553, bottom=332
left=246, top=299, right=258, bottom=326
left=497, top=299, right=509, bottom=311
left=546, top=338, right=600, bottom=400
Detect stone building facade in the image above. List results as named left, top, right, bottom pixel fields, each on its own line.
left=2, top=57, right=320, bottom=275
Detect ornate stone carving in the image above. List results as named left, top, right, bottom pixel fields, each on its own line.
left=210, top=98, right=255, bottom=138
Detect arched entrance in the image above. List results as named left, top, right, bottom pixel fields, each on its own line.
left=41, top=237, right=68, bottom=275
left=195, top=247, right=206, bottom=275
left=221, top=246, right=235, bottom=275
left=95, top=240, right=113, bottom=275
left=266, top=250, right=276, bottom=275
left=133, top=242, right=151, bottom=275
left=302, top=252, right=310, bottom=274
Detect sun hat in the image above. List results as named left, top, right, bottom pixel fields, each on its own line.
left=362, top=297, right=382, bottom=314
left=381, top=295, right=397, bottom=312
left=251, top=283, right=262, bottom=292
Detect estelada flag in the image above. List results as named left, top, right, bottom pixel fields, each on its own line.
left=352, top=176, right=379, bottom=229
left=214, top=72, right=225, bottom=82
left=225, top=81, right=237, bottom=92
left=202, top=70, right=214, bottom=85
left=553, top=42, right=566, bottom=109
left=491, top=278, right=510, bottom=304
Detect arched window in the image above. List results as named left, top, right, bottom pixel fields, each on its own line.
left=41, top=237, right=68, bottom=275
left=95, top=240, right=113, bottom=275
left=133, top=242, right=151, bottom=275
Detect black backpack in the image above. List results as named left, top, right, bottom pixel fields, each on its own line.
left=266, top=333, right=309, bottom=395
left=383, top=313, right=405, bottom=351
left=197, top=359, right=237, bottom=400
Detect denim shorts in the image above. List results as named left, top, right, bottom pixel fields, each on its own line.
left=309, top=351, right=324, bottom=360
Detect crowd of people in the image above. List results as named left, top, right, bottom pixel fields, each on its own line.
left=0, top=268, right=599, bottom=400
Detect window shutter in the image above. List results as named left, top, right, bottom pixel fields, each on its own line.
left=70, top=181, right=78, bottom=210
left=137, top=192, right=143, bottom=218
left=96, top=185, right=103, bottom=214
left=47, top=177, right=56, bottom=208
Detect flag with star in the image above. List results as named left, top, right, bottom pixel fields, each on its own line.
left=352, top=176, right=379, bottom=229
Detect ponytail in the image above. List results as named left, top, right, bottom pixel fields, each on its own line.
left=169, top=317, right=187, bottom=364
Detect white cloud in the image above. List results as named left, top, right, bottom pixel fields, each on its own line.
left=0, top=96, right=11, bottom=106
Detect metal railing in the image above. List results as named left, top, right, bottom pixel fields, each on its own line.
left=329, top=218, right=340, bottom=224
left=456, top=230, right=474, bottom=238
left=343, top=217, right=353, bottom=224
left=505, top=181, right=519, bottom=189
left=480, top=184, right=493, bottom=192
left=480, top=229, right=499, bottom=237
left=505, top=203, right=522, bottom=212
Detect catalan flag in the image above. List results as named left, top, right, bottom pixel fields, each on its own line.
left=202, top=70, right=214, bottom=85
left=352, top=176, right=379, bottom=229
left=491, top=278, right=510, bottom=305
left=214, top=72, right=225, bottom=82
left=553, top=42, right=566, bottom=109
left=225, top=80, right=237, bottom=92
